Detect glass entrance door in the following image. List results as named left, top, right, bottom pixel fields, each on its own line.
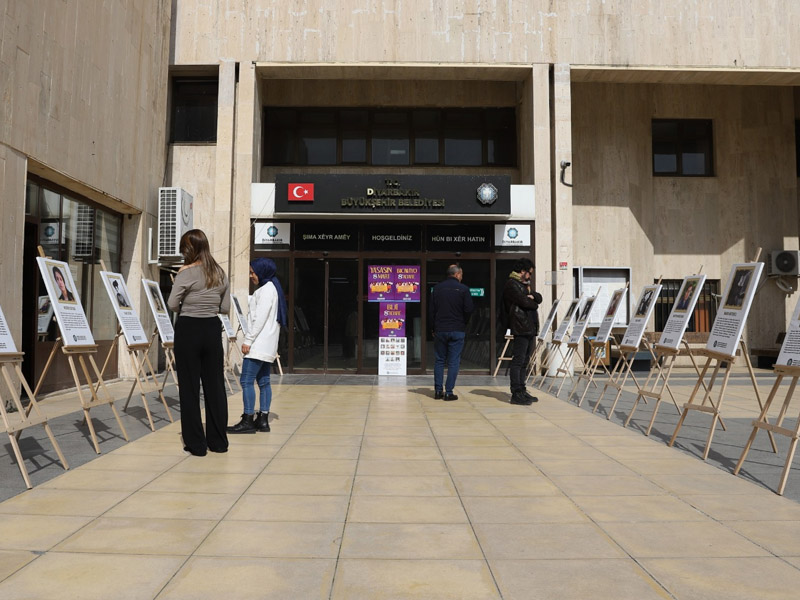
left=293, top=258, right=359, bottom=371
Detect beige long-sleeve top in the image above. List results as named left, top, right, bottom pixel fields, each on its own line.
left=167, top=264, right=230, bottom=317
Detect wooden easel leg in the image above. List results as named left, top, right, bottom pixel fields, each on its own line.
left=740, top=341, right=778, bottom=453
left=86, top=354, right=128, bottom=442
left=735, top=374, right=785, bottom=476
left=13, top=363, right=69, bottom=471
left=65, top=354, right=101, bottom=453
left=644, top=357, right=677, bottom=436
left=141, top=350, right=173, bottom=422
left=128, top=350, right=155, bottom=431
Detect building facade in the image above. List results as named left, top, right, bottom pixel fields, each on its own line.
left=2, top=1, right=799, bottom=386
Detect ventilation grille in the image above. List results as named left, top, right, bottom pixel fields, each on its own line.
left=158, top=188, right=179, bottom=257
left=72, top=204, right=95, bottom=258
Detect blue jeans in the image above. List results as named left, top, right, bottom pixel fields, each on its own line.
left=433, top=331, right=466, bottom=394
left=240, top=358, right=272, bottom=414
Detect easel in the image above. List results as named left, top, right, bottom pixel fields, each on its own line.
left=569, top=335, right=614, bottom=407
left=669, top=340, right=777, bottom=459
left=620, top=340, right=705, bottom=434
left=0, top=352, right=69, bottom=488
left=735, top=364, right=800, bottom=495
left=221, top=327, right=243, bottom=394
left=493, top=332, right=514, bottom=377
left=33, top=248, right=129, bottom=453
left=669, top=252, right=777, bottom=459
left=532, top=339, right=563, bottom=388
left=547, top=341, right=589, bottom=396
left=96, top=262, right=173, bottom=430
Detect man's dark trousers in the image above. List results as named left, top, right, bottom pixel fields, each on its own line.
left=509, top=333, right=534, bottom=393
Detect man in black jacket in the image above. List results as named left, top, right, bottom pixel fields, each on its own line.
left=429, top=264, right=474, bottom=400
left=502, top=258, right=543, bottom=405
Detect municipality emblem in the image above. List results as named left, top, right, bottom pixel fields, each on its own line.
left=476, top=183, right=498, bottom=206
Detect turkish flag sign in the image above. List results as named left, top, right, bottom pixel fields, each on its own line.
left=288, top=183, right=314, bottom=201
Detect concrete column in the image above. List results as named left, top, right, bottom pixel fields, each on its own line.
left=0, top=144, right=27, bottom=347
left=552, top=63, right=573, bottom=308
left=231, top=62, right=258, bottom=304
left=213, top=61, right=237, bottom=280
left=531, top=64, right=553, bottom=305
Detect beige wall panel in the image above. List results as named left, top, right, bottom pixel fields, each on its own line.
left=572, top=82, right=798, bottom=347
left=172, top=1, right=799, bottom=68
left=166, top=145, right=218, bottom=250
left=0, top=0, right=170, bottom=213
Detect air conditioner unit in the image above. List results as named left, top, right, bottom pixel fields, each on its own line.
left=769, top=250, right=800, bottom=276
left=71, top=204, right=95, bottom=258
left=158, top=187, right=193, bottom=259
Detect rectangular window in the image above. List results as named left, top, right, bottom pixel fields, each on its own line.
left=170, top=77, right=219, bottom=143
left=653, top=278, right=720, bottom=333
left=372, top=111, right=410, bottom=166
left=263, top=107, right=517, bottom=168
left=652, top=119, right=713, bottom=176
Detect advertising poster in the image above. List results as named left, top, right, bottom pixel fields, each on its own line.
left=368, top=265, right=395, bottom=302
left=620, top=284, right=662, bottom=349
left=100, top=272, right=149, bottom=346
left=379, top=302, right=406, bottom=337
left=142, top=279, right=174, bottom=344
left=568, top=295, right=596, bottom=345
left=706, top=262, right=763, bottom=357
left=219, top=314, right=236, bottom=339
left=36, top=257, right=95, bottom=347
left=231, top=294, right=249, bottom=337
left=379, top=337, right=407, bottom=376
left=394, top=265, right=421, bottom=302
left=553, top=296, right=583, bottom=343
left=0, top=304, right=18, bottom=353
left=657, top=274, right=707, bottom=351
left=595, top=288, right=627, bottom=344
left=37, top=296, right=54, bottom=335
left=537, top=299, right=561, bottom=342
left=777, top=295, right=800, bottom=367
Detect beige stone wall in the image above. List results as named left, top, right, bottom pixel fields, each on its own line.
left=0, top=145, right=28, bottom=346
left=0, top=1, right=171, bottom=213
left=572, top=82, right=799, bottom=348
left=173, top=1, right=799, bottom=68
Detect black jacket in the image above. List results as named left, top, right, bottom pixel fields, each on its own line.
left=503, top=276, right=542, bottom=337
left=430, top=277, right=474, bottom=333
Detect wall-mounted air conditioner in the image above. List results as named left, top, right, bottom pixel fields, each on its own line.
left=158, top=187, right=193, bottom=259
left=71, top=204, right=95, bottom=258
left=769, top=250, right=800, bottom=276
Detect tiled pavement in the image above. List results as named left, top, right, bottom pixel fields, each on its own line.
left=1, top=369, right=800, bottom=598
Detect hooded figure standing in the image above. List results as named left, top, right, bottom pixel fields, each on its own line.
left=228, top=258, right=287, bottom=434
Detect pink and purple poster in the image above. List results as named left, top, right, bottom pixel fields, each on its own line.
left=394, top=265, right=421, bottom=302
left=368, top=265, right=395, bottom=302
left=379, top=302, right=406, bottom=337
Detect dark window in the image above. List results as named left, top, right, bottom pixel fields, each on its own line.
left=298, top=110, right=337, bottom=165
left=653, top=278, right=720, bottom=333
left=652, top=119, right=714, bottom=176
left=372, top=111, right=410, bottom=166
left=170, top=77, right=218, bottom=142
left=263, top=107, right=517, bottom=167
left=341, top=110, right=368, bottom=164
left=413, top=110, right=441, bottom=164
left=444, top=109, right=482, bottom=166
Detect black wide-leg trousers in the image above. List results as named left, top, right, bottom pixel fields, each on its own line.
left=174, top=316, right=229, bottom=454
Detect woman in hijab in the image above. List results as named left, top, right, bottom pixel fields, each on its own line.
left=228, top=258, right=287, bottom=433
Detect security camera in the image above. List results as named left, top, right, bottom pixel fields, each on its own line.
left=560, top=160, right=571, bottom=169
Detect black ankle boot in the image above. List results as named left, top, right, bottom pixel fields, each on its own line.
left=254, top=411, right=270, bottom=432
left=227, top=413, right=257, bottom=434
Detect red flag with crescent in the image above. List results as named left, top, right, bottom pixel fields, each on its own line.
left=288, top=183, right=314, bottom=201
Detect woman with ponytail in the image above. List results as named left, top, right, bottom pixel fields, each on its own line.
left=228, top=258, right=286, bottom=434
left=167, top=229, right=230, bottom=456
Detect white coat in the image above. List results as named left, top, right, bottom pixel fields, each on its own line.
left=243, top=281, right=280, bottom=363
